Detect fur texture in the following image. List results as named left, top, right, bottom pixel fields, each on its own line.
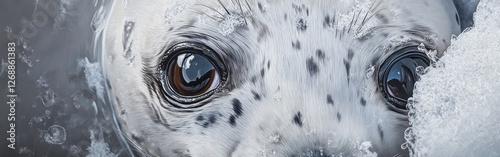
left=103, top=0, right=461, bottom=156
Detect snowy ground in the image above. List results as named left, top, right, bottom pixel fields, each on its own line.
left=404, top=0, right=500, bottom=156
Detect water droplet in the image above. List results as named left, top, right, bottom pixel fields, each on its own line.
left=44, top=125, right=67, bottom=145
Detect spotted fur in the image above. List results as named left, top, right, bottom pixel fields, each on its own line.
left=103, top=0, right=461, bottom=156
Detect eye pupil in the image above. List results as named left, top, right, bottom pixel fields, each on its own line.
left=170, top=53, right=219, bottom=96
left=379, top=47, right=430, bottom=110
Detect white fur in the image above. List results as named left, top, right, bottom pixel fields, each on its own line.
left=103, top=0, right=461, bottom=156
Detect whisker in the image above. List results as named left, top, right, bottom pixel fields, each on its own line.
left=245, top=0, right=252, bottom=11
left=194, top=4, right=225, bottom=19
left=217, top=0, right=231, bottom=15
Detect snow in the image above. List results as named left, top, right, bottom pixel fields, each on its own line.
left=403, top=0, right=500, bottom=156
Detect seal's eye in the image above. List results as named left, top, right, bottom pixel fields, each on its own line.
left=378, top=46, right=430, bottom=110
left=159, top=43, right=227, bottom=104
left=169, top=53, right=220, bottom=96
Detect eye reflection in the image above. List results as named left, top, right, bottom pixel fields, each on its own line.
left=168, top=53, right=220, bottom=96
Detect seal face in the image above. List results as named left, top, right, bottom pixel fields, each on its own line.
left=103, top=0, right=461, bottom=156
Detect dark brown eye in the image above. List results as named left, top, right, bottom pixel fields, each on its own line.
left=159, top=43, right=227, bottom=104
left=168, top=53, right=220, bottom=96
left=378, top=46, right=430, bottom=110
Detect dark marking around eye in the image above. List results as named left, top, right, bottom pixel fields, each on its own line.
left=284, top=13, right=288, bottom=21
left=168, top=27, right=174, bottom=31
left=455, top=13, right=460, bottom=25
left=306, top=57, right=319, bottom=76
left=297, top=18, right=308, bottom=32
left=316, top=49, right=325, bottom=60
left=267, top=60, right=271, bottom=69
left=378, top=124, right=384, bottom=141
left=252, top=91, right=261, bottom=101
left=360, top=98, right=366, bottom=106
left=292, top=40, right=301, bottom=50
left=337, top=112, right=342, bottom=122
left=327, top=95, right=334, bottom=105
left=261, top=68, right=265, bottom=78
left=347, top=49, right=354, bottom=60
left=232, top=99, right=243, bottom=116
left=293, top=112, right=303, bottom=127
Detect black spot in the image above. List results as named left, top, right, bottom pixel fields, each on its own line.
left=360, top=98, right=366, bottom=106
left=258, top=2, right=264, bottom=13
left=292, top=40, right=301, bottom=50
left=201, top=114, right=218, bottom=128
left=316, top=49, right=325, bottom=59
left=168, top=27, right=174, bottom=31
left=293, top=112, right=303, bottom=127
left=347, top=49, right=354, bottom=60
left=326, top=95, right=334, bottom=105
left=378, top=124, right=384, bottom=141
left=306, top=57, right=319, bottom=76
left=343, top=59, right=350, bottom=78
left=196, top=115, right=204, bottom=121
left=252, top=91, right=261, bottom=101
left=455, top=13, right=460, bottom=25
left=297, top=18, right=307, bottom=32
left=381, top=33, right=389, bottom=37
left=232, top=99, right=243, bottom=116
left=336, top=112, right=342, bottom=122
left=195, top=114, right=219, bottom=128
left=250, top=76, right=257, bottom=84
left=209, top=114, right=217, bottom=123
left=323, top=15, right=331, bottom=28
left=284, top=13, right=288, bottom=21
left=229, top=115, right=236, bottom=126
left=267, top=60, right=271, bottom=69
left=261, top=68, right=265, bottom=77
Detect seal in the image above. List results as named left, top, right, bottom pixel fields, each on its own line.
left=102, top=0, right=461, bottom=156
